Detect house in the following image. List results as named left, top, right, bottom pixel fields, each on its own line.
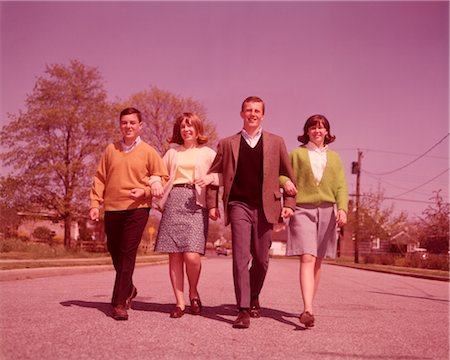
left=17, top=211, right=78, bottom=243
left=390, top=231, right=421, bottom=253
left=16, top=211, right=107, bottom=251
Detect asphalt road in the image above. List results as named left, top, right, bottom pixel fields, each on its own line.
left=0, top=257, right=448, bottom=360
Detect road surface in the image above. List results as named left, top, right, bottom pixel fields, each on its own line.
left=0, top=257, right=448, bottom=359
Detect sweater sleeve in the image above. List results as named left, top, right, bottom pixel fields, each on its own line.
left=146, top=147, right=169, bottom=198
left=89, top=148, right=108, bottom=209
left=334, top=154, right=348, bottom=212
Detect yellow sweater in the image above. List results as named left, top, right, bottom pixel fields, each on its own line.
left=89, top=141, right=168, bottom=211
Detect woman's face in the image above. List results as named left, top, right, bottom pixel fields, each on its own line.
left=307, top=121, right=328, bottom=147
left=180, top=119, right=198, bottom=144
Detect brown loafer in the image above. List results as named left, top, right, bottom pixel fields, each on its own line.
left=125, top=285, right=137, bottom=310
left=170, top=306, right=185, bottom=318
left=232, top=310, right=250, bottom=329
left=190, top=298, right=202, bottom=315
left=299, top=311, right=315, bottom=328
left=113, top=304, right=128, bottom=321
left=249, top=297, right=261, bottom=318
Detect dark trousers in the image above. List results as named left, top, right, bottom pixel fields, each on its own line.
left=104, top=208, right=149, bottom=306
left=229, top=201, right=273, bottom=309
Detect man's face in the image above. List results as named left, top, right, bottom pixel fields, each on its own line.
left=240, top=101, right=264, bottom=133
left=120, top=113, right=142, bottom=145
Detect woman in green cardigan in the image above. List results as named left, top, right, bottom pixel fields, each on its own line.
left=281, top=114, right=348, bottom=328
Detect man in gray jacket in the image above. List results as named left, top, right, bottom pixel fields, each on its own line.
left=207, top=96, right=296, bottom=329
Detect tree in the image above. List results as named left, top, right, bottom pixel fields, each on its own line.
left=349, top=188, right=409, bottom=245
left=0, top=176, right=24, bottom=237
left=416, top=190, right=449, bottom=253
left=125, top=87, right=218, bottom=154
left=0, top=60, right=116, bottom=247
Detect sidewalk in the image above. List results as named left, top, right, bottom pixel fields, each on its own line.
left=0, top=255, right=169, bottom=281
left=1, top=254, right=448, bottom=282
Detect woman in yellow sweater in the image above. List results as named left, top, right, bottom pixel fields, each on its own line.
left=281, top=114, right=348, bottom=328
left=154, top=113, right=219, bottom=318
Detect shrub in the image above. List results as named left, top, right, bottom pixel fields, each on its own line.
left=363, top=253, right=397, bottom=266
left=32, top=226, right=54, bottom=243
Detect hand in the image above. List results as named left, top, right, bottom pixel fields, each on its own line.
left=151, top=182, right=164, bottom=198
left=336, top=209, right=347, bottom=227
left=89, top=208, right=99, bottom=221
left=129, top=188, right=145, bottom=200
left=281, top=207, right=294, bottom=219
left=195, top=174, right=214, bottom=188
left=209, top=208, right=221, bottom=221
left=284, top=180, right=297, bottom=196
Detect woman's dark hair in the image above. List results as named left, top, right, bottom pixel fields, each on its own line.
left=297, top=114, right=336, bottom=144
left=169, top=112, right=208, bottom=145
left=119, top=107, right=142, bottom=123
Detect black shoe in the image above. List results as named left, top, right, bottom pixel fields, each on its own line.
left=249, top=297, right=261, bottom=318
left=170, top=306, right=185, bottom=318
left=299, top=311, right=315, bottom=328
left=190, top=298, right=202, bottom=315
left=125, top=285, right=137, bottom=310
left=233, top=310, right=250, bottom=329
left=113, top=304, right=128, bottom=321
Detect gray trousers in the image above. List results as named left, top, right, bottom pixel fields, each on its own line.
left=229, top=201, right=273, bottom=310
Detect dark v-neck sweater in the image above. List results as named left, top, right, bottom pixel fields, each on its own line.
left=229, top=135, right=264, bottom=207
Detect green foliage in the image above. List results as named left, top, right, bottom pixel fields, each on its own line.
left=0, top=60, right=117, bottom=247
left=0, top=198, right=21, bottom=237
left=364, top=253, right=449, bottom=271
left=363, top=253, right=397, bottom=266
left=0, top=237, right=102, bottom=258
left=416, top=190, right=449, bottom=254
left=32, top=226, right=54, bottom=242
left=125, top=86, right=218, bottom=154
left=349, top=187, right=409, bottom=243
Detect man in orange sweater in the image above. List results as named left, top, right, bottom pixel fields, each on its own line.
left=89, top=107, right=168, bottom=320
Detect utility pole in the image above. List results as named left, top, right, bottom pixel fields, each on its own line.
left=351, top=150, right=363, bottom=263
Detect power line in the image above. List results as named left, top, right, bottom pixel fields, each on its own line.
left=389, top=169, right=449, bottom=199
left=362, top=133, right=449, bottom=175
left=348, top=193, right=436, bottom=204
left=337, top=147, right=448, bottom=160
left=363, top=171, right=444, bottom=197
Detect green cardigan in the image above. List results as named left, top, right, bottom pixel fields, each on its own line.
left=280, top=146, right=348, bottom=212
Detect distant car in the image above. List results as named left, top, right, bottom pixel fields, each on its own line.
left=412, top=248, right=428, bottom=260
left=216, top=247, right=231, bottom=256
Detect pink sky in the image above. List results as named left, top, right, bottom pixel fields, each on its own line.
left=1, top=1, right=448, bottom=218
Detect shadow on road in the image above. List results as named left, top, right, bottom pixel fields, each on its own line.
left=60, top=300, right=113, bottom=318
left=132, top=301, right=305, bottom=330
left=261, top=307, right=307, bottom=331
left=59, top=300, right=306, bottom=329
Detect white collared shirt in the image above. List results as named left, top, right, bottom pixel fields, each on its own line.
left=306, top=141, right=328, bottom=184
left=122, top=136, right=141, bottom=153
left=241, top=127, right=262, bottom=148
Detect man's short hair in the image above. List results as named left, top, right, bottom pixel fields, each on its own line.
left=241, top=96, right=265, bottom=114
left=120, top=107, right=142, bottom=122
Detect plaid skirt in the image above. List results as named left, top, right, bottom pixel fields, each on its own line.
left=286, top=203, right=337, bottom=259
left=154, top=186, right=208, bottom=254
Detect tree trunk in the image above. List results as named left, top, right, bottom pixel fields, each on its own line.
left=64, top=214, right=71, bottom=248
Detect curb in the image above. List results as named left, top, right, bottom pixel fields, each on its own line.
left=0, top=260, right=168, bottom=282
left=327, top=262, right=449, bottom=282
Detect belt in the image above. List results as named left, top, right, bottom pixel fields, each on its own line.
left=173, top=183, right=195, bottom=189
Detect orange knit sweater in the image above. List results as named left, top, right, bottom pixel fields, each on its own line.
left=89, top=141, right=168, bottom=211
